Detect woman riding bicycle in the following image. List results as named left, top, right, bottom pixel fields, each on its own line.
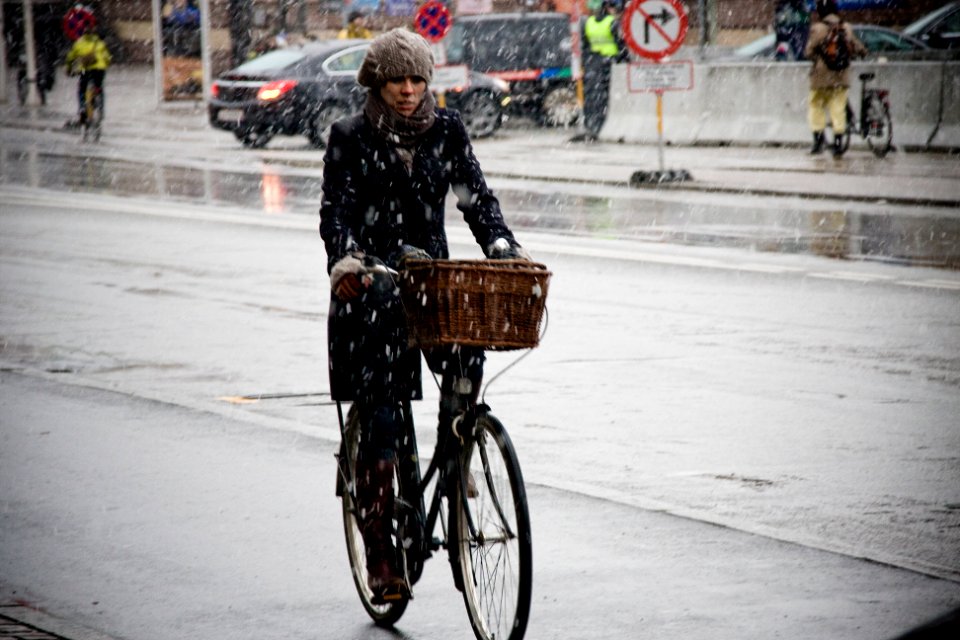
left=64, top=17, right=111, bottom=129
left=318, top=28, right=531, bottom=604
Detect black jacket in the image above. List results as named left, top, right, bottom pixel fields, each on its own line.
left=319, top=108, right=516, bottom=401
left=319, top=108, right=515, bottom=271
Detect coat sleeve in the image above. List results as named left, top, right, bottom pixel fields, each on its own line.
left=845, top=23, right=868, bottom=58
left=319, top=119, right=361, bottom=273
left=446, top=113, right=518, bottom=255
left=804, top=22, right=824, bottom=60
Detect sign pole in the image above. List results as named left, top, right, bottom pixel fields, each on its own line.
left=655, top=88, right=664, bottom=172
left=570, top=4, right=584, bottom=131
left=623, top=0, right=692, bottom=186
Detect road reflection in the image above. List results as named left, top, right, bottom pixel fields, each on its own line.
left=2, top=149, right=958, bottom=269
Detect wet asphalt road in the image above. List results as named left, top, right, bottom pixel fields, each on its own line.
left=2, top=191, right=959, bottom=639
left=2, top=70, right=960, bottom=637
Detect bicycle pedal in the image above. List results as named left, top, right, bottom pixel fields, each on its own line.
left=371, top=581, right=412, bottom=604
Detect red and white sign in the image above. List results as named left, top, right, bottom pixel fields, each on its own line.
left=623, top=0, right=689, bottom=61
left=415, top=1, right=452, bottom=43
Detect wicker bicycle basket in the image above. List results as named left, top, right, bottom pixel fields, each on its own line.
left=400, top=259, right=552, bottom=351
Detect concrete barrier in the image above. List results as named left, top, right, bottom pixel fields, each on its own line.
left=601, top=60, right=958, bottom=150
left=928, top=62, right=960, bottom=149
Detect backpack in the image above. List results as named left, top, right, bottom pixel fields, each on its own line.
left=818, top=22, right=850, bottom=71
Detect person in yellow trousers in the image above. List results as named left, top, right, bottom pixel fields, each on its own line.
left=65, top=21, right=112, bottom=128
left=804, top=0, right=865, bottom=157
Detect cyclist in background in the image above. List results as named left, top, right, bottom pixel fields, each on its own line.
left=65, top=19, right=111, bottom=129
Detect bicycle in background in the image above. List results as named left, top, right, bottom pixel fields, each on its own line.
left=81, top=82, right=103, bottom=143
left=836, top=71, right=894, bottom=158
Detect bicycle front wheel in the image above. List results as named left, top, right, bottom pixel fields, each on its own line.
left=453, top=413, right=532, bottom=640
left=864, top=93, right=893, bottom=158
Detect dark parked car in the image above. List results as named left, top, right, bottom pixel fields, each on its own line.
left=209, top=39, right=510, bottom=148
left=442, top=12, right=580, bottom=126
left=728, top=24, right=932, bottom=61
left=903, top=1, right=960, bottom=50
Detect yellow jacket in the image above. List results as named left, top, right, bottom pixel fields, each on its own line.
left=66, top=34, right=112, bottom=72
left=337, top=25, right=373, bottom=40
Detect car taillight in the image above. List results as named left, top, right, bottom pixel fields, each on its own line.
left=257, top=79, right=298, bottom=102
left=210, top=82, right=219, bottom=99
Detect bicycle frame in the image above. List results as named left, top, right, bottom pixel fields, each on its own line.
left=336, top=399, right=475, bottom=558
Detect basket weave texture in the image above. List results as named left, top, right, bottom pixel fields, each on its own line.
left=400, top=259, right=551, bottom=351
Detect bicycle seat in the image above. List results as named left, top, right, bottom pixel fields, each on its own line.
left=859, top=72, right=876, bottom=81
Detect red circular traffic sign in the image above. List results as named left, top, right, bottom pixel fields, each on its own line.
left=623, top=0, right=688, bottom=61
left=415, top=1, right=452, bottom=43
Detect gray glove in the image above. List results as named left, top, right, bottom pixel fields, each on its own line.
left=487, top=237, right=532, bottom=261
left=330, top=252, right=366, bottom=300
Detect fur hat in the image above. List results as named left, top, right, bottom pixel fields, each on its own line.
left=357, top=28, right=434, bottom=88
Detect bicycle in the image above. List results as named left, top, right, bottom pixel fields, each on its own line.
left=835, top=71, right=894, bottom=158
left=81, top=83, right=104, bottom=143
left=335, top=258, right=551, bottom=640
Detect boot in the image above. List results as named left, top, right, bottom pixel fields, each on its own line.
left=810, top=131, right=825, bottom=154
left=356, top=458, right=407, bottom=602
left=832, top=133, right=846, bottom=158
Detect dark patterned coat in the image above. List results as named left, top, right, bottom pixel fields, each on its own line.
left=319, top=108, right=516, bottom=402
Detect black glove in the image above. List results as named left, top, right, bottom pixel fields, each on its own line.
left=393, top=244, right=432, bottom=269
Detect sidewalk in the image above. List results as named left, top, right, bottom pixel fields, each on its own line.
left=4, top=64, right=960, bottom=209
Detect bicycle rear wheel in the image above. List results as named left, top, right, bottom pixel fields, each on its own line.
left=339, top=406, right=410, bottom=627
left=453, top=413, right=532, bottom=640
left=838, top=103, right=854, bottom=154
left=864, top=93, right=893, bottom=158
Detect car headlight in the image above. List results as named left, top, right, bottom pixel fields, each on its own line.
left=491, top=77, right=510, bottom=94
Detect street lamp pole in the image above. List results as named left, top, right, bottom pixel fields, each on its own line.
left=22, top=0, right=42, bottom=106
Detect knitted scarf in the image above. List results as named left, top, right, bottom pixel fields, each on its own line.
left=363, top=90, right=437, bottom=149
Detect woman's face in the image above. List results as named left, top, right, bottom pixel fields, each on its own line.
left=380, top=75, right=427, bottom=117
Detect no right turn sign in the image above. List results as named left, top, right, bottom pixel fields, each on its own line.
left=623, top=0, right=689, bottom=61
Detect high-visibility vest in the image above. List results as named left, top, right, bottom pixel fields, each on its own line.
left=585, top=15, right=618, bottom=57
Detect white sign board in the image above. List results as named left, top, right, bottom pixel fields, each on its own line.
left=432, top=65, right=470, bottom=93
left=627, top=60, right=694, bottom=92
left=457, top=0, right=493, bottom=14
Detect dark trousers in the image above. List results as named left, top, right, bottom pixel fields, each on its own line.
left=330, top=282, right=484, bottom=463
left=77, top=70, right=105, bottom=124
left=583, top=54, right=612, bottom=136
